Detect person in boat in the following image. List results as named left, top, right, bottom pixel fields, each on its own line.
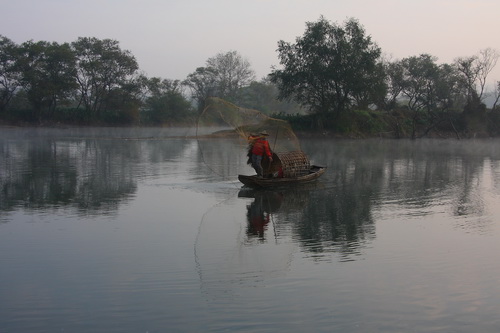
left=248, top=130, right=273, bottom=177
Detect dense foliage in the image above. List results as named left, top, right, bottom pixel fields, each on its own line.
left=269, top=17, right=500, bottom=138
left=270, top=17, right=383, bottom=118
left=0, top=35, right=195, bottom=125
left=1, top=15, right=500, bottom=138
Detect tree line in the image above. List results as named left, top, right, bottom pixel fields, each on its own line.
left=270, top=17, right=500, bottom=138
left=2, top=16, right=500, bottom=138
left=0, top=36, right=300, bottom=126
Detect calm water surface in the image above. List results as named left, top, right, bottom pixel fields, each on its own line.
left=1, top=127, right=500, bottom=332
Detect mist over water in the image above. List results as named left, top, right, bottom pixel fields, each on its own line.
left=1, top=128, right=500, bottom=332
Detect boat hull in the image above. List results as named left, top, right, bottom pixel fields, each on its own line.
left=238, top=165, right=326, bottom=188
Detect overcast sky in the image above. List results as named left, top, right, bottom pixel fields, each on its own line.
left=2, top=0, right=500, bottom=85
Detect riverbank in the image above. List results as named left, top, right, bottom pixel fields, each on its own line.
left=0, top=118, right=496, bottom=140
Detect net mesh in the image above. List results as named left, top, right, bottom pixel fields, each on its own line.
left=196, top=97, right=307, bottom=179
left=196, top=97, right=301, bottom=153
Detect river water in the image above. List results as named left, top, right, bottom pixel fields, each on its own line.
left=1, top=127, right=500, bottom=332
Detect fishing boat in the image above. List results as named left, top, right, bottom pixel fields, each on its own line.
left=239, top=151, right=326, bottom=188
left=238, top=165, right=326, bottom=188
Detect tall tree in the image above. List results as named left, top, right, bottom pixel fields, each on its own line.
left=0, top=35, right=21, bottom=114
left=434, top=63, right=463, bottom=111
left=351, top=61, right=386, bottom=110
left=454, top=48, right=499, bottom=104
left=72, top=37, right=138, bottom=120
left=143, top=77, right=192, bottom=123
left=380, top=58, right=405, bottom=111
left=16, top=40, right=77, bottom=121
left=205, top=50, right=255, bottom=102
left=183, top=50, right=255, bottom=110
left=102, top=74, right=145, bottom=124
left=183, top=67, right=218, bottom=111
left=400, top=54, right=440, bottom=113
left=476, top=48, right=499, bottom=100
left=269, top=17, right=382, bottom=122
left=399, top=54, right=465, bottom=138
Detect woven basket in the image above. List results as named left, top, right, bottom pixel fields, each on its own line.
left=273, top=151, right=310, bottom=178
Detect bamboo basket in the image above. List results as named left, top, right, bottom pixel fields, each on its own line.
left=263, top=151, right=311, bottom=178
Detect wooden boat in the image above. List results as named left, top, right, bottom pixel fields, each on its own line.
left=238, top=165, right=326, bottom=188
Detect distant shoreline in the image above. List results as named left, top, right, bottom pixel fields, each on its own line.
left=0, top=120, right=495, bottom=140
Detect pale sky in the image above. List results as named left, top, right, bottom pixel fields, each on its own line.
left=2, top=0, right=500, bottom=86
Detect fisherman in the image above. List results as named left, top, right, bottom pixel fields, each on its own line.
left=248, top=130, right=273, bottom=177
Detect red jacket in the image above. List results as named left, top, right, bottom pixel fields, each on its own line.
left=251, top=138, right=272, bottom=157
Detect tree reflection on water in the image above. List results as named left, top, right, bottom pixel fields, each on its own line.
left=2, top=130, right=500, bottom=245
left=239, top=181, right=375, bottom=261
left=0, top=133, right=189, bottom=216
left=237, top=138, right=500, bottom=260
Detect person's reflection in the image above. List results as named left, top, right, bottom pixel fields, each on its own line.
left=245, top=191, right=284, bottom=240
left=246, top=197, right=270, bottom=239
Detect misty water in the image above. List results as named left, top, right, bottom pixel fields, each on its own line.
left=2, top=127, right=500, bottom=332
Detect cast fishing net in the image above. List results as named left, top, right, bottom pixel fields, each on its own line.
left=194, top=192, right=297, bottom=301
left=193, top=100, right=319, bottom=300
left=197, top=97, right=301, bottom=152
left=196, top=97, right=304, bottom=179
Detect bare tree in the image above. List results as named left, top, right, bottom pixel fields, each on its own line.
left=454, top=48, right=499, bottom=102
left=205, top=50, right=255, bottom=102
left=477, top=48, right=499, bottom=100
left=184, top=50, right=255, bottom=109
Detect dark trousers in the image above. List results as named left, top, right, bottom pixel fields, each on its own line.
left=251, top=154, right=263, bottom=176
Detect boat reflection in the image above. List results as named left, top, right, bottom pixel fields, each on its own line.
left=238, top=185, right=313, bottom=242
left=240, top=189, right=282, bottom=239
left=238, top=182, right=377, bottom=262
